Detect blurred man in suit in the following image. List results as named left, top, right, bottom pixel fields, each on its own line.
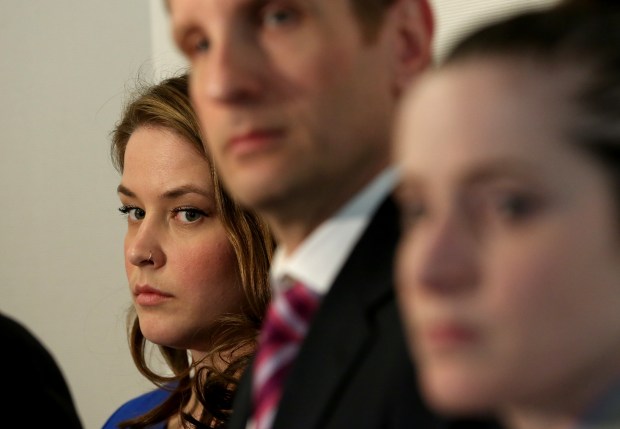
left=167, top=1, right=443, bottom=428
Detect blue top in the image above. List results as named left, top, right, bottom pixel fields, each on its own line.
left=572, top=377, right=620, bottom=429
left=101, top=387, right=172, bottom=429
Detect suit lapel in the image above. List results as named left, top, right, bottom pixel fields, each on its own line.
left=228, top=355, right=254, bottom=429
left=273, top=196, right=400, bottom=428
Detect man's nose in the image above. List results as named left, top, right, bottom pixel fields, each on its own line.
left=194, top=30, right=266, bottom=105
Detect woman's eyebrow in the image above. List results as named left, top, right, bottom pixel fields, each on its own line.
left=117, top=183, right=134, bottom=197
left=117, top=184, right=213, bottom=199
left=160, top=184, right=214, bottom=200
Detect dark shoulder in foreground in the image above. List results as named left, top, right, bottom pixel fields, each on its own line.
left=0, top=312, right=83, bottom=428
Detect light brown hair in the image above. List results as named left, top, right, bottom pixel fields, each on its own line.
left=111, top=72, right=274, bottom=428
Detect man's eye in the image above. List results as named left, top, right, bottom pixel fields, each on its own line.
left=194, top=38, right=209, bottom=53
left=118, top=205, right=145, bottom=221
left=399, top=200, right=426, bottom=231
left=179, top=32, right=210, bottom=58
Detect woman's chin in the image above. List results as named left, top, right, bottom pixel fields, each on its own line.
left=421, top=367, right=501, bottom=417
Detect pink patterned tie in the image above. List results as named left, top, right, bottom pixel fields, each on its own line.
left=251, top=281, right=320, bottom=429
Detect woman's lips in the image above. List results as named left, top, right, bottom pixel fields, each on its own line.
left=134, top=285, right=173, bottom=307
left=422, top=322, right=479, bottom=352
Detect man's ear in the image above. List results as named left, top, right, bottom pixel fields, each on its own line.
left=392, top=0, right=435, bottom=96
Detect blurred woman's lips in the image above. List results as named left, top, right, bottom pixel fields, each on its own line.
left=422, top=322, right=479, bottom=352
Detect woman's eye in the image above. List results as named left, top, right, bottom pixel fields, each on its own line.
left=495, top=193, right=538, bottom=221
left=261, top=5, right=299, bottom=28
left=118, top=205, right=145, bottom=221
left=173, top=208, right=207, bottom=224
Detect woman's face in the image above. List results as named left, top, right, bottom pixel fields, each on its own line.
left=393, top=59, right=620, bottom=415
left=118, top=126, right=242, bottom=354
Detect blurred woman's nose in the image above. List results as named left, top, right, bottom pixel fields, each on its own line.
left=413, top=212, right=479, bottom=295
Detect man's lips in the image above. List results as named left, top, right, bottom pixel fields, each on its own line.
left=133, top=285, right=173, bottom=307
left=227, top=128, right=284, bottom=157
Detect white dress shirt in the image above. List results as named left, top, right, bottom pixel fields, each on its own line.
left=246, top=167, right=398, bottom=429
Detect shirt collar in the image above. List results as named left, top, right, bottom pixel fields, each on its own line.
left=271, top=167, right=398, bottom=295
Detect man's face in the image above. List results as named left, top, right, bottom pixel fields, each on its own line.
left=169, top=0, right=431, bottom=232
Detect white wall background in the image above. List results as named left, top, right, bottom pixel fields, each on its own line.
left=0, top=1, right=558, bottom=428
left=0, top=2, right=153, bottom=429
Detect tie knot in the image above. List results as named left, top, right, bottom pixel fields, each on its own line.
left=260, top=281, right=320, bottom=343
left=281, top=281, right=320, bottom=323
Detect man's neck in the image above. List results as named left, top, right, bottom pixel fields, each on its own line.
left=266, top=165, right=393, bottom=254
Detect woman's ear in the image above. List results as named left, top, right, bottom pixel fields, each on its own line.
left=392, top=0, right=435, bottom=95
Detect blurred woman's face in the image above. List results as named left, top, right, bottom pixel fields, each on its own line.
left=118, top=126, right=242, bottom=356
left=393, top=59, right=620, bottom=417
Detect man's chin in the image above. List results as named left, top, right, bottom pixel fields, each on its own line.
left=224, top=176, right=288, bottom=210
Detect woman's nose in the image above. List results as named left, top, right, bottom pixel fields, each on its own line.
left=125, top=222, right=162, bottom=268
left=413, top=213, right=479, bottom=295
left=127, top=247, right=154, bottom=267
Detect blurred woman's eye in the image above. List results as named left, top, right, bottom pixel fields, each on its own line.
left=172, top=207, right=208, bottom=224
left=118, top=205, right=145, bottom=221
left=260, top=4, right=300, bottom=28
left=492, top=191, right=540, bottom=223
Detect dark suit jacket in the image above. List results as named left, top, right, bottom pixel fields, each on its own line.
left=1, top=312, right=83, bottom=428
left=228, top=196, right=445, bottom=429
